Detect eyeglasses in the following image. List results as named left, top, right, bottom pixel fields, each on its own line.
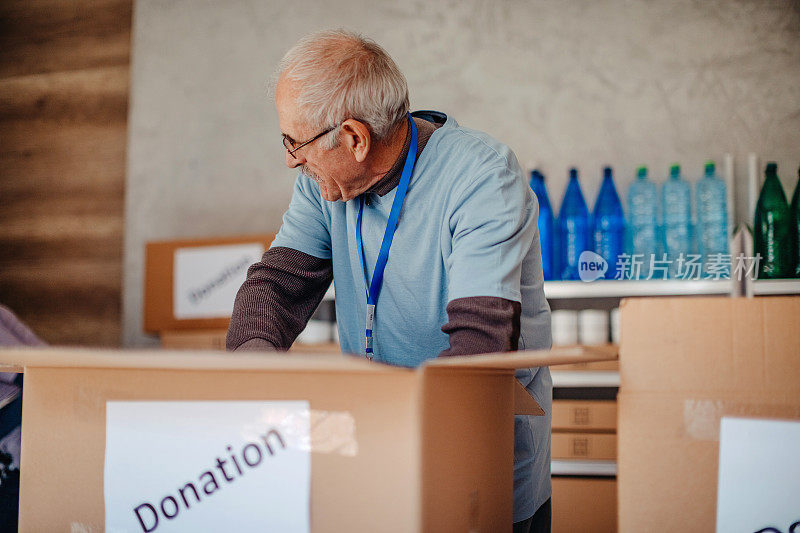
left=282, top=124, right=339, bottom=159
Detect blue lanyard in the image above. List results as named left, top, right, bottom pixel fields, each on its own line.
left=355, top=114, right=418, bottom=359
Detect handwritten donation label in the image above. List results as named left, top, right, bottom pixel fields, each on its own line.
left=173, top=244, right=265, bottom=319
left=716, top=417, right=800, bottom=533
left=105, top=401, right=310, bottom=533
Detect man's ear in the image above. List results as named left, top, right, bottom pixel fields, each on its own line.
left=341, top=119, right=371, bottom=163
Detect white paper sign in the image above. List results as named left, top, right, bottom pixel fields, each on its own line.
left=105, top=401, right=310, bottom=533
left=173, top=244, right=264, bottom=319
left=716, top=417, right=800, bottom=533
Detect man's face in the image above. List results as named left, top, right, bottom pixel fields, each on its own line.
left=275, top=77, right=364, bottom=202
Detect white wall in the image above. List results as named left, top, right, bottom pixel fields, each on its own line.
left=125, top=0, right=800, bottom=346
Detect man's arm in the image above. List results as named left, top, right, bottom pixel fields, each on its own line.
left=226, top=246, right=332, bottom=351
left=439, top=296, right=521, bottom=356
left=438, top=156, right=540, bottom=358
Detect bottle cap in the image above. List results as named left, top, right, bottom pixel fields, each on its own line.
left=766, top=162, right=778, bottom=174
left=704, top=161, right=715, bottom=176
left=603, top=166, right=612, bottom=179
left=670, top=164, right=680, bottom=178
left=569, top=167, right=578, bottom=180
left=636, top=166, right=647, bottom=178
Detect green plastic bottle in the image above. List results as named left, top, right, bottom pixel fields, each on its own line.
left=790, top=166, right=800, bottom=278
left=754, top=162, right=793, bottom=279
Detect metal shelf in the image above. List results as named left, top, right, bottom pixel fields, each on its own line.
left=551, top=370, right=620, bottom=388
left=551, top=459, right=617, bottom=477
left=325, top=280, right=738, bottom=301
left=544, top=279, right=734, bottom=299
left=751, top=279, right=800, bottom=296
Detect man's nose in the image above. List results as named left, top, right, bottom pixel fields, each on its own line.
left=285, top=150, right=305, bottom=168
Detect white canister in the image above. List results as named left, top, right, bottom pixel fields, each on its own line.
left=578, top=309, right=610, bottom=346
left=551, top=310, right=579, bottom=346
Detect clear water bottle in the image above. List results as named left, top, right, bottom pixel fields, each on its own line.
left=558, top=167, right=590, bottom=280
left=627, top=165, right=658, bottom=279
left=662, top=164, right=692, bottom=278
left=592, top=166, right=626, bottom=280
left=529, top=170, right=556, bottom=280
left=696, top=161, right=729, bottom=275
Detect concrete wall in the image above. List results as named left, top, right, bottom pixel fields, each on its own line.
left=125, top=0, right=800, bottom=346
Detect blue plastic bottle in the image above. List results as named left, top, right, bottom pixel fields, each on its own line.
left=627, top=166, right=658, bottom=279
left=558, top=167, right=591, bottom=280
left=662, top=164, right=692, bottom=278
left=529, top=170, right=556, bottom=280
left=592, top=167, right=626, bottom=280
left=695, top=161, right=729, bottom=274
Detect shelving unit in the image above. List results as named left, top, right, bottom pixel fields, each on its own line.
left=750, top=279, right=800, bottom=296
left=544, top=279, right=735, bottom=299
left=551, top=459, right=617, bottom=477
left=551, top=370, right=620, bottom=388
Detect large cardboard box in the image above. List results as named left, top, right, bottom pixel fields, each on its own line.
left=618, top=297, right=800, bottom=532
left=551, top=477, right=616, bottom=533
left=1, top=345, right=615, bottom=532
left=144, top=235, right=275, bottom=333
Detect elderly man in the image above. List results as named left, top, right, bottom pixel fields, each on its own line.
left=227, top=30, right=552, bottom=532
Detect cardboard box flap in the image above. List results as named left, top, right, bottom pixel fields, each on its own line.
left=515, top=380, right=545, bottom=416
left=423, top=345, right=618, bottom=371
left=0, top=347, right=396, bottom=374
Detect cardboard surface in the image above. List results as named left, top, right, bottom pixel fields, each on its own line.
left=20, top=365, right=420, bottom=532
left=144, top=235, right=275, bottom=333
left=617, top=297, right=800, bottom=533
left=5, top=345, right=617, bottom=531
left=420, top=368, right=514, bottom=531
left=424, top=343, right=618, bottom=370
left=620, top=297, right=800, bottom=397
left=551, top=477, right=617, bottom=533
left=0, top=345, right=617, bottom=373
left=554, top=357, right=619, bottom=372
left=551, top=432, right=617, bottom=460
left=552, top=400, right=617, bottom=432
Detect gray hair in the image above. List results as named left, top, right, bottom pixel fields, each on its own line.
left=273, top=29, right=410, bottom=149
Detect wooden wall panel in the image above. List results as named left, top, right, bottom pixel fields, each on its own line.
left=0, top=0, right=131, bottom=346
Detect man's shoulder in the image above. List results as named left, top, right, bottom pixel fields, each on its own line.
left=431, top=120, right=518, bottom=172
left=421, top=117, right=526, bottom=205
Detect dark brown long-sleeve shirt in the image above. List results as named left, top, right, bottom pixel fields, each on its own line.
left=227, top=116, right=521, bottom=356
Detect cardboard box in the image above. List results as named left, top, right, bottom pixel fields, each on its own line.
left=0, top=344, right=616, bottom=532
left=144, top=235, right=275, bottom=333
left=618, top=297, right=800, bottom=532
left=551, top=477, right=616, bottom=533
left=554, top=359, right=619, bottom=371
left=160, top=330, right=342, bottom=354
left=160, top=329, right=229, bottom=350
left=552, top=400, right=617, bottom=432
left=551, top=432, right=617, bottom=460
